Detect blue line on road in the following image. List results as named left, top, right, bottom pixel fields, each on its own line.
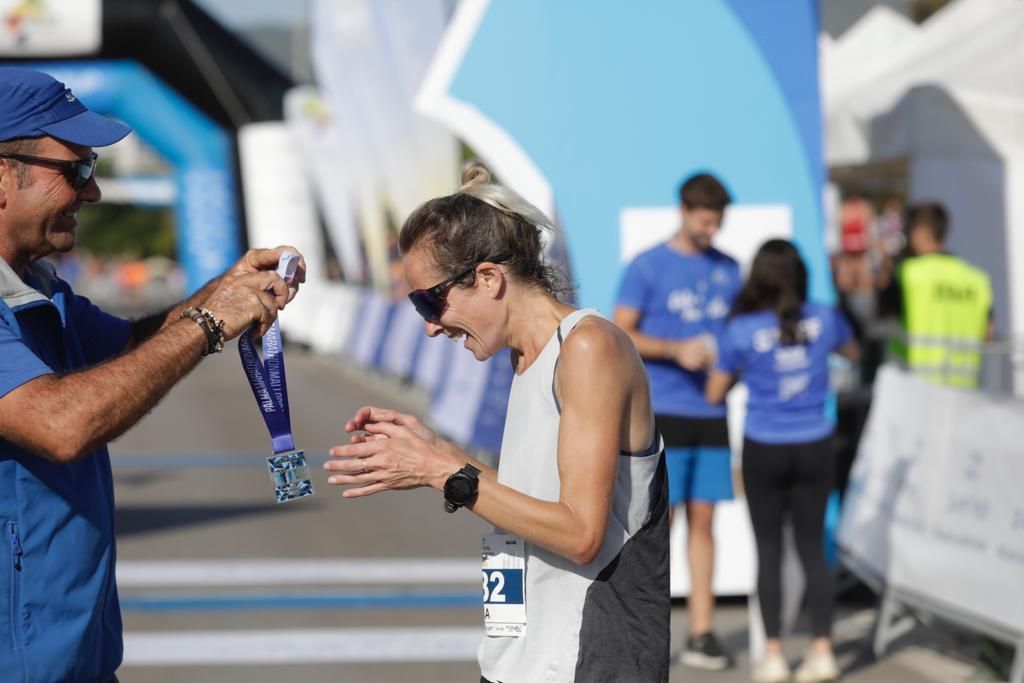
left=119, top=591, right=480, bottom=613
left=111, top=453, right=330, bottom=470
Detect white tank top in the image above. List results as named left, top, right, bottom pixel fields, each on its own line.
left=478, top=309, right=670, bottom=683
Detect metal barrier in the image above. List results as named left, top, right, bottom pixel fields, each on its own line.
left=843, top=550, right=1024, bottom=683
left=839, top=361, right=1024, bottom=682
left=978, top=339, right=1024, bottom=397
left=859, top=320, right=1024, bottom=396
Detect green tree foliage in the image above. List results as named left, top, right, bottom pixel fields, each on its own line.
left=76, top=204, right=178, bottom=260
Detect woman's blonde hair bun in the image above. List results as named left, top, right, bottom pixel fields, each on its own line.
left=460, top=160, right=492, bottom=190
left=457, top=159, right=554, bottom=233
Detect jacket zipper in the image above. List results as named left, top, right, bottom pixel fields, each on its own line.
left=8, top=521, right=23, bottom=648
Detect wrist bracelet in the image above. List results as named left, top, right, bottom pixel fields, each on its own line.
left=181, top=306, right=225, bottom=356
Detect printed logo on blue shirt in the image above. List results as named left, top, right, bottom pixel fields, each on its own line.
left=667, top=289, right=704, bottom=322
left=774, top=345, right=810, bottom=372
left=716, top=303, right=853, bottom=443
left=707, top=296, right=729, bottom=319
left=752, top=316, right=824, bottom=352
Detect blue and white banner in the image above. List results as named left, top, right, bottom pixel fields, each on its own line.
left=378, top=301, right=426, bottom=379
left=412, top=333, right=453, bottom=397
left=345, top=290, right=394, bottom=369
left=430, top=347, right=512, bottom=449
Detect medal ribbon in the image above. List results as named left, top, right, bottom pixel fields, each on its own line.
left=238, top=252, right=300, bottom=454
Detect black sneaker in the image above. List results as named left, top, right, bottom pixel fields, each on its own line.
left=680, top=632, right=734, bottom=670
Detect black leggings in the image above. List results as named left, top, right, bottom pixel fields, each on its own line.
left=743, top=436, right=835, bottom=639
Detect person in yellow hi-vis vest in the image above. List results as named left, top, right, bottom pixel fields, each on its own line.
left=881, top=202, right=994, bottom=388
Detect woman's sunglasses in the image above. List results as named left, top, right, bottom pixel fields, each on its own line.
left=408, top=254, right=511, bottom=322
left=0, top=152, right=99, bottom=190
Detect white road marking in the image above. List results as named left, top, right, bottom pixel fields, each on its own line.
left=122, top=627, right=482, bottom=665
left=117, top=558, right=478, bottom=587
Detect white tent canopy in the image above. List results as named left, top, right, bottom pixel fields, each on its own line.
left=825, top=0, right=1024, bottom=164
left=821, top=5, right=918, bottom=107
left=823, top=0, right=1024, bottom=347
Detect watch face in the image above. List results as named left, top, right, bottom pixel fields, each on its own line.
left=445, top=475, right=475, bottom=504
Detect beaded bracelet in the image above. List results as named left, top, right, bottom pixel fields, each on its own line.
left=181, top=306, right=226, bottom=356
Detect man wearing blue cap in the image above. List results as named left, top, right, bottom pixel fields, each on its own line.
left=0, top=67, right=306, bottom=682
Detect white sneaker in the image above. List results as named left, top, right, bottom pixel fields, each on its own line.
left=752, top=653, right=791, bottom=683
left=794, top=651, right=839, bottom=682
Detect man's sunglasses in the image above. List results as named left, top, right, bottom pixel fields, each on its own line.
left=408, top=254, right=511, bottom=322
left=0, top=152, right=99, bottom=190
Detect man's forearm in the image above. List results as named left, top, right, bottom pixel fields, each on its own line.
left=8, top=246, right=303, bottom=462
left=34, top=318, right=208, bottom=461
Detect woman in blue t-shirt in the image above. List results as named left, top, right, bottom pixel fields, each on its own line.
left=706, top=240, right=858, bottom=683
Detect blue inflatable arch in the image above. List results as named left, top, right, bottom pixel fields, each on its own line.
left=21, top=60, right=239, bottom=293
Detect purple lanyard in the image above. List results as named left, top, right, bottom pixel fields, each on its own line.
left=238, top=253, right=299, bottom=455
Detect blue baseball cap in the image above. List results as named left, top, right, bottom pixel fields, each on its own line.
left=0, top=67, right=132, bottom=147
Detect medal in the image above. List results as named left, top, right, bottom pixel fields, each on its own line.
left=238, top=252, right=313, bottom=503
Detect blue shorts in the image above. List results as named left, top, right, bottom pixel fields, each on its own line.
left=657, top=415, right=734, bottom=506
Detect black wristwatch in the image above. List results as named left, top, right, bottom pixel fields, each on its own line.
left=443, top=464, right=481, bottom=513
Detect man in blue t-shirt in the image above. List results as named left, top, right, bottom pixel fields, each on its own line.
left=614, top=173, right=740, bottom=670
left=0, top=68, right=305, bottom=683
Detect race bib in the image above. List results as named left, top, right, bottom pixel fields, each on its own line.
left=482, top=533, right=526, bottom=637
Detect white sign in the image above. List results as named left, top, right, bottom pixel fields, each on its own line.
left=619, top=203, right=793, bottom=273
left=839, top=365, right=1024, bottom=634
left=0, top=0, right=101, bottom=56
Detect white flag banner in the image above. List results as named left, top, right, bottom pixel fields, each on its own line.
left=839, top=365, right=1024, bottom=634
left=0, top=0, right=101, bottom=56
left=369, top=0, right=460, bottom=202
left=311, top=0, right=459, bottom=289
left=311, top=0, right=390, bottom=289
left=284, top=87, right=366, bottom=283
left=311, top=0, right=406, bottom=200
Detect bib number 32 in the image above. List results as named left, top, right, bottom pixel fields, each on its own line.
left=483, top=569, right=506, bottom=603
left=481, top=534, right=526, bottom=637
